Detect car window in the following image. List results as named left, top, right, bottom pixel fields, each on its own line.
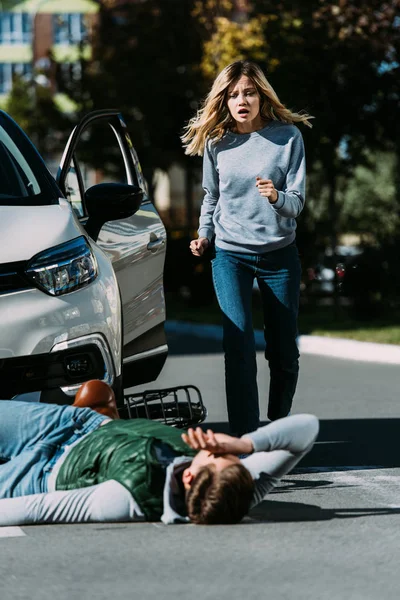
left=64, top=160, right=84, bottom=217
left=0, top=112, right=60, bottom=206
left=0, top=128, right=41, bottom=198
left=64, top=121, right=129, bottom=217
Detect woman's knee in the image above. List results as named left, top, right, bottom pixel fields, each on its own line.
left=266, top=343, right=300, bottom=370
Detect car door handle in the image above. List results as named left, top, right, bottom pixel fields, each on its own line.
left=147, top=235, right=164, bottom=252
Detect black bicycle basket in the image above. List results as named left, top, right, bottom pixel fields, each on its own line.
left=122, top=385, right=207, bottom=429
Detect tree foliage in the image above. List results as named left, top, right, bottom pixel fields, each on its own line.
left=341, top=152, right=399, bottom=243
left=193, top=0, right=271, bottom=79
left=247, top=0, right=400, bottom=246
left=5, top=74, right=69, bottom=157
left=63, top=0, right=204, bottom=181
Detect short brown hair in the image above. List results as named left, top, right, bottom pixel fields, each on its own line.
left=186, top=463, right=255, bottom=525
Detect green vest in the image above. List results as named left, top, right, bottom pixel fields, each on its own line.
left=56, top=419, right=196, bottom=521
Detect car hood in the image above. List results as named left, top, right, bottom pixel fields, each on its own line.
left=0, top=199, right=85, bottom=263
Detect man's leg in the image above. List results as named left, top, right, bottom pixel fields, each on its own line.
left=0, top=449, right=53, bottom=499
left=256, top=243, right=301, bottom=420
left=0, top=481, right=137, bottom=526
left=0, top=400, right=83, bottom=460
left=0, top=401, right=65, bottom=460
left=0, top=400, right=105, bottom=498
left=212, top=248, right=259, bottom=436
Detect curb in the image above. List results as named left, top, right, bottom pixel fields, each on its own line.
left=165, top=320, right=400, bottom=365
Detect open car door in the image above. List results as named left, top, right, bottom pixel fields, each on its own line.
left=57, top=110, right=167, bottom=389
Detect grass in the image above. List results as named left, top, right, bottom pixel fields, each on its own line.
left=298, top=304, right=400, bottom=344
left=165, top=293, right=400, bottom=345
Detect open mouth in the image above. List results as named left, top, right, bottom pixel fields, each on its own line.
left=238, top=109, right=249, bottom=116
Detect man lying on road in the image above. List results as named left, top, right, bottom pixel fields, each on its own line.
left=0, top=382, right=318, bottom=526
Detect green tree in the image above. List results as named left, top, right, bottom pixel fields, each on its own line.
left=62, top=0, right=205, bottom=215
left=249, top=0, right=400, bottom=248
left=5, top=73, right=69, bottom=158
left=193, top=0, right=270, bottom=79
left=341, top=151, right=398, bottom=244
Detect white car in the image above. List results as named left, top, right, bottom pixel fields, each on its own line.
left=0, top=109, right=167, bottom=408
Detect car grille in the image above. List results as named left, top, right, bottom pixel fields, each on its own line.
left=0, top=343, right=106, bottom=398
left=0, top=261, right=33, bottom=294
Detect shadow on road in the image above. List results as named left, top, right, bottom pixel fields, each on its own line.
left=166, top=331, right=225, bottom=355
left=246, top=500, right=400, bottom=523
left=201, top=419, right=400, bottom=469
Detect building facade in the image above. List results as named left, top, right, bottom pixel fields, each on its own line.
left=0, top=0, right=98, bottom=102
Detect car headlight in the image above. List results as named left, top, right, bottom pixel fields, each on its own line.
left=26, top=236, right=98, bottom=296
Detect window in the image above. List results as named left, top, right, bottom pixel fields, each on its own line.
left=0, top=127, right=41, bottom=199
left=64, top=121, right=130, bottom=217
left=59, top=61, right=82, bottom=85
left=74, top=122, right=129, bottom=186
left=0, top=13, right=31, bottom=45
left=53, top=14, right=87, bottom=45
left=64, top=160, right=84, bottom=217
left=0, top=112, right=59, bottom=206
left=0, top=62, right=31, bottom=94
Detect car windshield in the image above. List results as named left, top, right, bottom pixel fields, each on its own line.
left=0, top=112, right=60, bottom=206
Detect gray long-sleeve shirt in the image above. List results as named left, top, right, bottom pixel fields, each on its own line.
left=198, top=121, right=306, bottom=254
left=0, top=414, right=318, bottom=526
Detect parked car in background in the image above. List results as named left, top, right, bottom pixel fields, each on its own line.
left=0, top=109, right=167, bottom=407
left=336, top=245, right=400, bottom=319
left=305, top=245, right=363, bottom=297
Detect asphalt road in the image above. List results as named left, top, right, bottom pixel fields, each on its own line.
left=2, top=330, right=400, bottom=600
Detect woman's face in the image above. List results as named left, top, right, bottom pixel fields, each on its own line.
left=226, top=75, right=262, bottom=132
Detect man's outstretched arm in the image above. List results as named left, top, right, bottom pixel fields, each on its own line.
left=181, top=414, right=319, bottom=509
left=241, top=414, right=319, bottom=507
left=0, top=480, right=143, bottom=526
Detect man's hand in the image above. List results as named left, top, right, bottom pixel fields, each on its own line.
left=182, top=427, right=254, bottom=456
left=189, top=237, right=209, bottom=257
left=256, top=177, right=278, bottom=203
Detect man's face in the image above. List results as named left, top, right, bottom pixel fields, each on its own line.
left=182, top=450, right=240, bottom=490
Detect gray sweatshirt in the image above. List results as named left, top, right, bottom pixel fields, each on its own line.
left=198, top=121, right=306, bottom=254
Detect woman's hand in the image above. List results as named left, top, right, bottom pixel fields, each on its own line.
left=189, top=237, right=209, bottom=257
left=182, top=427, right=254, bottom=456
left=256, top=177, right=278, bottom=203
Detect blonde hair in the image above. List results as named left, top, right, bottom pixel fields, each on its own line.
left=181, top=60, right=313, bottom=156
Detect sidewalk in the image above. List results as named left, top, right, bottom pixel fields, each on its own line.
left=165, top=320, right=400, bottom=365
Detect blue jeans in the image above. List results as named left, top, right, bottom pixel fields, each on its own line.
left=0, top=401, right=106, bottom=499
left=212, top=243, right=301, bottom=435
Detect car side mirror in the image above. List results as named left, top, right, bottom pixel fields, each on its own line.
left=84, top=182, right=143, bottom=241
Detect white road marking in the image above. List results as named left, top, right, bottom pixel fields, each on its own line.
left=0, top=527, right=25, bottom=538
left=294, top=467, right=400, bottom=507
